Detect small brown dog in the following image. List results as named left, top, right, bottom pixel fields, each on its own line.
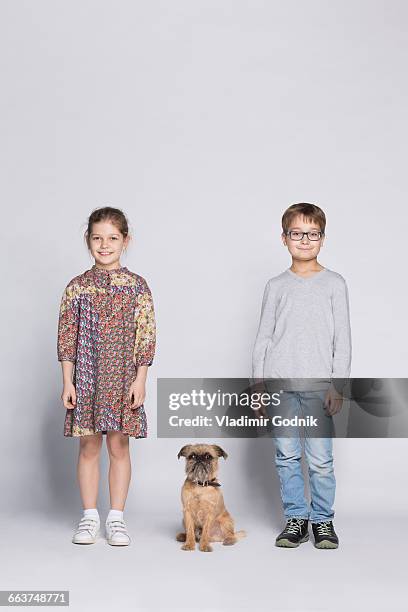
left=176, top=444, right=246, bottom=552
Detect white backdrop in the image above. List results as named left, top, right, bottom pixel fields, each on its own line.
left=1, top=0, right=408, bottom=522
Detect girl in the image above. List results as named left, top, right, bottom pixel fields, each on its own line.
left=57, top=207, right=156, bottom=546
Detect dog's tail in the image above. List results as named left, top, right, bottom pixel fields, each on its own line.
left=234, top=530, right=246, bottom=540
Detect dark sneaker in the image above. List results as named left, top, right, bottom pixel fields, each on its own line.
left=312, top=521, right=339, bottom=549
left=275, top=518, right=309, bottom=548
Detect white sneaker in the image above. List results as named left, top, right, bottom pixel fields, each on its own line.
left=105, top=518, right=131, bottom=546
left=72, top=515, right=100, bottom=544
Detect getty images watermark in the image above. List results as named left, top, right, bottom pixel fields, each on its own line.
left=157, top=378, right=408, bottom=438
left=167, top=388, right=318, bottom=428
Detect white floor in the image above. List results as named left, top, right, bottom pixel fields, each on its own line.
left=1, top=510, right=405, bottom=612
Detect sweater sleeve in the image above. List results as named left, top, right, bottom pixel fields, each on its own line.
left=252, top=280, right=276, bottom=379
left=57, top=283, right=80, bottom=363
left=133, top=279, right=156, bottom=367
left=331, top=277, right=352, bottom=379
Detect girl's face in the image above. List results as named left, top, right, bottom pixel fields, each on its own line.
left=89, top=220, right=130, bottom=268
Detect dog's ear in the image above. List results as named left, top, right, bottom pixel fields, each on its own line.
left=212, top=445, right=228, bottom=459
left=177, top=445, right=191, bottom=459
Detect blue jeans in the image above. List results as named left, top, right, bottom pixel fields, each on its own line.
left=272, top=390, right=336, bottom=523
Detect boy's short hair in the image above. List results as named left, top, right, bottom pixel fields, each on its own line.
left=282, top=203, right=326, bottom=234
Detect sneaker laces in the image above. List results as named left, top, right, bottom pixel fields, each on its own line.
left=315, top=521, right=333, bottom=536
left=285, top=518, right=305, bottom=535
left=107, top=519, right=128, bottom=535
left=76, top=517, right=99, bottom=534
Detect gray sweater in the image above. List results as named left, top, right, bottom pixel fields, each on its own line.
left=252, top=268, right=352, bottom=390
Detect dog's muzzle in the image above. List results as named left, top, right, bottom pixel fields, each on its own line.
left=190, top=462, right=211, bottom=482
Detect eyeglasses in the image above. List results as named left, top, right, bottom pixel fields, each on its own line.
left=285, top=230, right=323, bottom=241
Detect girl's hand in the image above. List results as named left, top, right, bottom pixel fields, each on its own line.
left=129, top=379, right=146, bottom=409
left=61, top=382, right=77, bottom=410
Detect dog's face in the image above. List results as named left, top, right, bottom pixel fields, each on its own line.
left=177, top=444, right=228, bottom=483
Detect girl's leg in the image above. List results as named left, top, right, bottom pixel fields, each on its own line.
left=106, top=431, right=131, bottom=510
left=77, top=433, right=103, bottom=509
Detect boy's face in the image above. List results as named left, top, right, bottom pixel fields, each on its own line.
left=281, top=214, right=325, bottom=262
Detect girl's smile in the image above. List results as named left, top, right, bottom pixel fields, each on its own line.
left=90, top=220, right=130, bottom=268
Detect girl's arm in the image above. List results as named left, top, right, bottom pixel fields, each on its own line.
left=135, top=365, right=148, bottom=382
left=61, top=360, right=75, bottom=383
left=130, top=280, right=156, bottom=408
left=57, top=283, right=80, bottom=364
left=133, top=279, right=156, bottom=368
left=57, top=283, right=80, bottom=409
left=60, top=361, right=77, bottom=408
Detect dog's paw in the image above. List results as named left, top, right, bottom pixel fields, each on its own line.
left=199, top=544, right=213, bottom=553
left=181, top=543, right=195, bottom=551
left=223, top=536, right=237, bottom=546
left=176, top=532, right=186, bottom=542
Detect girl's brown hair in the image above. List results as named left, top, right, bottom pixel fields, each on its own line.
left=84, top=206, right=130, bottom=249
left=282, top=203, right=326, bottom=235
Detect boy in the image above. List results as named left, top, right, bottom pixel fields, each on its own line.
left=252, top=203, right=351, bottom=549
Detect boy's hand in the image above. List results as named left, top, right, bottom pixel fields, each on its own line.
left=324, top=385, right=343, bottom=416
left=251, top=380, right=269, bottom=418
left=254, top=406, right=268, bottom=419
left=61, top=382, right=77, bottom=410
left=129, top=379, right=146, bottom=408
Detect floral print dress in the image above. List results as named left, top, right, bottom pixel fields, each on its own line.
left=57, top=264, right=156, bottom=438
